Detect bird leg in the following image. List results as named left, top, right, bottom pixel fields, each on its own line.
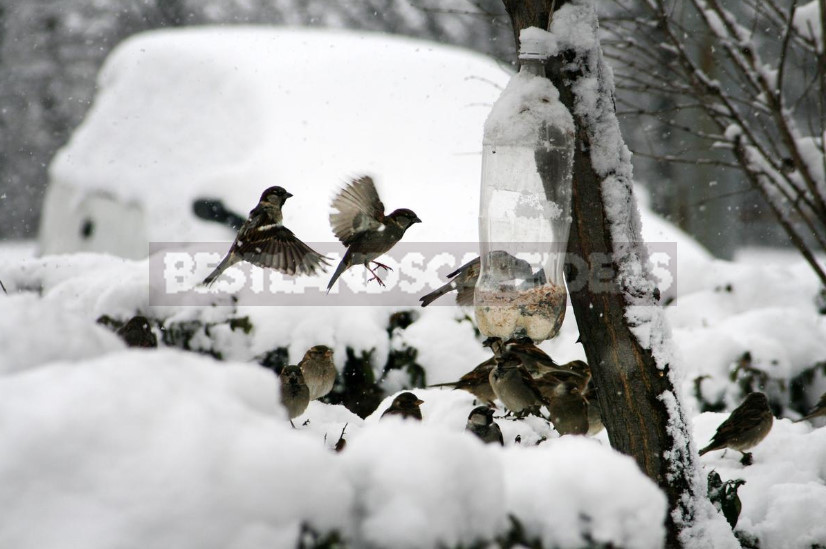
left=289, top=419, right=296, bottom=429
left=371, top=261, right=393, bottom=272
left=365, top=264, right=387, bottom=287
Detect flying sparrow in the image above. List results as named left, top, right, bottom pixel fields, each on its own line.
left=429, top=358, right=497, bottom=405
left=299, top=345, right=336, bottom=400
left=489, top=352, right=549, bottom=418
left=279, top=365, right=310, bottom=427
left=795, top=392, right=826, bottom=423
left=116, top=315, right=157, bottom=348
left=202, top=186, right=329, bottom=286
left=327, top=176, right=421, bottom=291
left=381, top=392, right=424, bottom=421
left=699, top=392, right=774, bottom=465
left=465, top=406, right=504, bottom=445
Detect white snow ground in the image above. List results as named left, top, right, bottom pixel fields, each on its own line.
left=3, top=25, right=826, bottom=549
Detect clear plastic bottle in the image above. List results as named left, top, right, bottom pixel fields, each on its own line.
left=474, top=33, right=574, bottom=343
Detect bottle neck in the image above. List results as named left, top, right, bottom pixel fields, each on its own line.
left=519, top=57, right=546, bottom=77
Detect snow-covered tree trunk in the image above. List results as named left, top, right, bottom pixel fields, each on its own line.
left=501, top=1, right=738, bottom=547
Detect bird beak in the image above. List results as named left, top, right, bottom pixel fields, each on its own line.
left=413, top=217, right=422, bottom=224
left=416, top=399, right=424, bottom=406
left=324, top=350, right=333, bottom=358
left=284, top=192, right=293, bottom=199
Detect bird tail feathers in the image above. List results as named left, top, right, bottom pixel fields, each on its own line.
left=201, top=254, right=238, bottom=287
left=419, top=283, right=454, bottom=307
left=326, top=257, right=349, bottom=293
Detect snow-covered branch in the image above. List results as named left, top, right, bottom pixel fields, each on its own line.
left=604, top=0, right=826, bottom=286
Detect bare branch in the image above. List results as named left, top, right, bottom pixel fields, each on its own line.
left=630, top=149, right=741, bottom=168
left=776, top=1, right=799, bottom=102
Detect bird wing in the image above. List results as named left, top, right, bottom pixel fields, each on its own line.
left=710, top=400, right=767, bottom=444
left=519, top=366, right=550, bottom=405
left=236, top=225, right=330, bottom=275
left=511, top=342, right=561, bottom=369
left=450, top=257, right=481, bottom=306
left=330, top=176, right=386, bottom=245
left=446, top=256, right=480, bottom=279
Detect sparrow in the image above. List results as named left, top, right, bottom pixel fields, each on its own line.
left=560, top=360, right=591, bottom=382
left=502, top=339, right=571, bottom=379
left=482, top=336, right=506, bottom=355
left=545, top=381, right=589, bottom=436
left=381, top=392, right=424, bottom=421
left=116, top=315, right=157, bottom=348
left=429, top=358, right=497, bottom=405
left=699, top=392, right=774, bottom=465
left=584, top=383, right=605, bottom=436
left=279, top=365, right=310, bottom=427
left=298, top=345, right=336, bottom=400
left=489, top=352, right=549, bottom=418
left=533, top=368, right=590, bottom=396
left=327, top=176, right=421, bottom=291
left=419, top=256, right=481, bottom=307
left=475, top=251, right=539, bottom=296
left=202, top=186, right=329, bottom=286
left=418, top=251, right=535, bottom=307
left=795, top=392, right=826, bottom=423
left=465, top=406, right=504, bottom=445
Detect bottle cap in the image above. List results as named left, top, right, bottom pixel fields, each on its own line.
left=519, top=27, right=553, bottom=61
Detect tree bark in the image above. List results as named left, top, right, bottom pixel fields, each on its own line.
left=501, top=2, right=698, bottom=548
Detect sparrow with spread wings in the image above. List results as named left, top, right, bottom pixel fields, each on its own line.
left=201, top=186, right=330, bottom=286
left=327, top=176, right=421, bottom=291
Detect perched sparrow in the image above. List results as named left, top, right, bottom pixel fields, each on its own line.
left=327, top=176, right=421, bottom=291
left=795, top=392, right=826, bottom=423
left=482, top=336, right=506, bottom=356
left=533, top=369, right=590, bottom=396
left=381, top=392, right=424, bottom=421
left=545, top=381, right=589, bottom=436
left=584, top=383, right=605, bottom=436
left=279, top=365, right=310, bottom=427
left=418, top=251, right=532, bottom=307
left=429, top=358, right=497, bottom=405
left=299, top=345, right=336, bottom=400
left=419, top=256, right=480, bottom=307
left=202, top=186, right=329, bottom=286
left=699, top=392, right=774, bottom=465
left=489, top=352, right=549, bottom=417
left=502, top=339, right=569, bottom=379
left=560, top=360, right=591, bottom=383
left=533, top=366, right=590, bottom=435
left=465, top=406, right=504, bottom=445
left=116, top=315, right=157, bottom=348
